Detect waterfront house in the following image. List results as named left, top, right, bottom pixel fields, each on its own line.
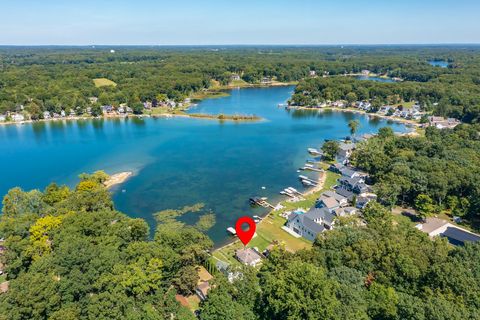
left=69, top=109, right=76, bottom=117
left=309, top=70, right=317, bottom=77
left=126, top=106, right=133, bottom=113
left=0, top=115, right=6, bottom=122
left=102, top=105, right=114, bottom=114
left=261, top=77, right=272, bottom=84
left=315, top=196, right=340, bottom=213
left=339, top=176, right=365, bottom=191
left=416, top=218, right=480, bottom=246
left=321, top=190, right=349, bottom=206
left=337, top=142, right=356, bottom=164
left=329, top=163, right=345, bottom=174
left=334, top=187, right=355, bottom=202
left=143, top=102, right=152, bottom=109
left=286, top=207, right=335, bottom=241
left=12, top=113, right=25, bottom=122
left=235, top=248, right=262, bottom=267
left=89, top=97, right=98, bottom=104
left=60, top=110, right=66, bottom=117
left=339, top=166, right=360, bottom=179
left=43, top=111, right=51, bottom=119
left=231, top=73, right=241, bottom=81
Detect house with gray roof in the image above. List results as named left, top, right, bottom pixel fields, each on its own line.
left=286, top=207, right=335, bottom=241
left=321, top=190, right=348, bottom=206
left=315, top=196, right=341, bottom=212
left=334, top=187, right=355, bottom=202
left=235, top=248, right=262, bottom=267
left=339, top=176, right=365, bottom=192
left=337, top=142, right=356, bottom=164
left=334, top=206, right=358, bottom=217
left=416, top=218, right=480, bottom=246
left=339, top=166, right=360, bottom=178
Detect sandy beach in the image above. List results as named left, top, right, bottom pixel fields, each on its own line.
left=104, top=172, right=133, bottom=189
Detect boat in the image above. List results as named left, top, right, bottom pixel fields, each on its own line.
left=288, top=187, right=299, bottom=193
left=227, top=227, right=237, bottom=235
left=304, top=163, right=314, bottom=168
left=307, top=148, right=321, bottom=156
left=253, top=215, right=262, bottom=220
left=302, top=179, right=314, bottom=186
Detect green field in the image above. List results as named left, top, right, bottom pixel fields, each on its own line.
left=212, top=170, right=340, bottom=267
left=93, top=78, right=117, bottom=87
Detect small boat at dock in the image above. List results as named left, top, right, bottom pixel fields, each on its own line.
left=307, top=148, right=322, bottom=156
left=227, top=227, right=237, bottom=235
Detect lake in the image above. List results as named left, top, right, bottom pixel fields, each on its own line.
left=428, top=60, right=449, bottom=68
left=0, top=86, right=408, bottom=245
left=355, top=75, right=396, bottom=83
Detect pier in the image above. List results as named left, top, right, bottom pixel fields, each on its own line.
left=249, top=197, right=275, bottom=209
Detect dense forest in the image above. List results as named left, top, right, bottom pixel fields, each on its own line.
left=1, top=175, right=479, bottom=319
left=1, top=45, right=480, bottom=121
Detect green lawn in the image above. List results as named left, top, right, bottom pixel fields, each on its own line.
left=0, top=274, right=6, bottom=283
left=93, top=78, right=117, bottom=87
left=212, top=170, right=340, bottom=267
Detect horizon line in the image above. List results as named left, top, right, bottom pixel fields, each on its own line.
left=1, top=43, right=480, bottom=47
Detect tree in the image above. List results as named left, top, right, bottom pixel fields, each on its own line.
left=321, top=140, right=340, bottom=161
left=362, top=201, right=392, bottom=229
left=348, top=120, right=360, bottom=140
left=173, top=266, right=199, bottom=295
left=90, top=105, right=102, bottom=117
left=132, top=103, right=144, bottom=115
left=346, top=92, right=358, bottom=105
left=414, top=194, right=435, bottom=220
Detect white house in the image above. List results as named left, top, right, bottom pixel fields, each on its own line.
left=0, top=115, right=6, bottom=122
left=286, top=207, right=335, bottom=241
left=12, top=113, right=25, bottom=122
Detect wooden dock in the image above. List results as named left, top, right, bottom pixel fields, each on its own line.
left=250, top=197, right=275, bottom=209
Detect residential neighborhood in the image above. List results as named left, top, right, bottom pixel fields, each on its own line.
left=0, top=96, right=190, bottom=124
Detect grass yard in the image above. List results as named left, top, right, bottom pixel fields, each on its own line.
left=212, top=170, right=340, bottom=267
left=93, top=78, right=117, bottom=87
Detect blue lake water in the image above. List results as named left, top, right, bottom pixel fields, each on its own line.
left=0, top=86, right=408, bottom=245
left=355, top=75, right=396, bottom=83
left=428, top=60, right=449, bottom=68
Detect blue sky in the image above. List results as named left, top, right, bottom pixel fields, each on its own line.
left=1, top=0, right=479, bottom=45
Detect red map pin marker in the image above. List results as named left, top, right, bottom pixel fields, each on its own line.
left=235, top=216, right=256, bottom=246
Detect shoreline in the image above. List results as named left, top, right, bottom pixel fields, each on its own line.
left=213, top=169, right=326, bottom=252
left=0, top=111, right=265, bottom=127
left=295, top=106, right=421, bottom=127
left=0, top=81, right=290, bottom=127
left=104, top=171, right=133, bottom=189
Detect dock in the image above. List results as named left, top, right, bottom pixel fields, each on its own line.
left=249, top=197, right=275, bottom=209
left=300, top=166, right=324, bottom=172
left=298, top=175, right=318, bottom=186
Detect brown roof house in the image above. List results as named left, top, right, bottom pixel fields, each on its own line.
left=235, top=248, right=262, bottom=267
